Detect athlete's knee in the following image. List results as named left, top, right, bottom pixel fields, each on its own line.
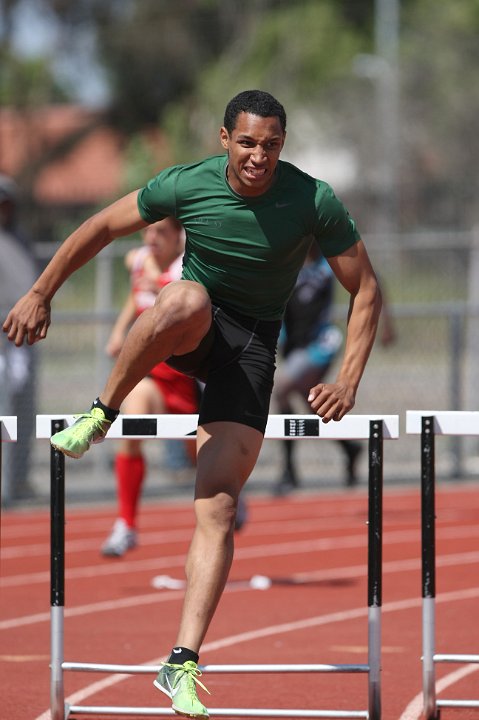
left=195, top=493, right=238, bottom=536
left=157, top=281, right=210, bottom=330
left=150, top=282, right=211, bottom=352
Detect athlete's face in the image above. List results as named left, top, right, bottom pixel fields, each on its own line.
left=220, top=112, right=285, bottom=197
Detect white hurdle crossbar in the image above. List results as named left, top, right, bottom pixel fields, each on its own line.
left=36, top=414, right=400, bottom=441
left=37, top=413, right=399, bottom=720
left=0, top=415, right=17, bottom=533
left=0, top=416, right=17, bottom=443
left=406, top=411, right=479, bottom=720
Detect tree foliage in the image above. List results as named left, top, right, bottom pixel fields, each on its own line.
left=0, top=0, right=478, bottom=231
left=400, top=0, right=479, bottom=228
left=162, top=1, right=367, bottom=161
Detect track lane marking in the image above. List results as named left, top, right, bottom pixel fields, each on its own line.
left=4, top=551, right=479, bottom=631
left=32, top=585, right=479, bottom=720
left=3, top=522, right=479, bottom=588
left=1, top=517, right=367, bottom=558
left=398, top=663, right=479, bottom=720
left=1, top=511, right=469, bottom=558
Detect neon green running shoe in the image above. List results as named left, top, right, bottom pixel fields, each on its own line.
left=50, top=408, right=111, bottom=459
left=154, top=660, right=210, bottom=718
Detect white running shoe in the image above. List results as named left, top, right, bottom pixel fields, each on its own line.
left=101, top=519, right=138, bottom=557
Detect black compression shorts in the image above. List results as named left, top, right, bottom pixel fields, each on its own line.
left=166, top=306, right=281, bottom=434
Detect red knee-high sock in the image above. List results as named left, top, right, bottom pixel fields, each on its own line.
left=115, top=454, right=145, bottom=529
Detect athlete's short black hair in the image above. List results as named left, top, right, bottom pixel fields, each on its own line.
left=223, top=90, right=287, bottom=134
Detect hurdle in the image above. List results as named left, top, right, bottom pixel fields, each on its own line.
left=406, top=411, right=479, bottom=720
left=37, top=413, right=399, bottom=720
left=0, top=416, right=17, bottom=515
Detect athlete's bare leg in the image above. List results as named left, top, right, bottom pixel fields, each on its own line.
left=100, top=280, right=211, bottom=410
left=174, top=421, right=264, bottom=652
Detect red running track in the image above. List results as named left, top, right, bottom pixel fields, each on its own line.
left=1, top=484, right=479, bottom=720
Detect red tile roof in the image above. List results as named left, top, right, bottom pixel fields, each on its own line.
left=0, top=105, right=167, bottom=204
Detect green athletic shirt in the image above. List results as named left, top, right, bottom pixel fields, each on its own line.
left=137, top=154, right=360, bottom=320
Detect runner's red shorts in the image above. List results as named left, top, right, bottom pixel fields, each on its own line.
left=148, top=363, right=199, bottom=414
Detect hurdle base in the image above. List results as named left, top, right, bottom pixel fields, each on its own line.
left=68, top=706, right=369, bottom=718
left=437, top=699, right=479, bottom=709
left=63, top=661, right=369, bottom=675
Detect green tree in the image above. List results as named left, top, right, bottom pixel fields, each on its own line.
left=2, top=0, right=478, bottom=231
left=400, top=0, right=479, bottom=228
left=162, top=0, right=366, bottom=160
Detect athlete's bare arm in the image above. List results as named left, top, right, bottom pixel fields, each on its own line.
left=308, top=239, right=382, bottom=422
left=3, top=191, right=148, bottom=347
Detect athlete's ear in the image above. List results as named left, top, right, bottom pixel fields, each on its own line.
left=220, top=126, right=229, bottom=150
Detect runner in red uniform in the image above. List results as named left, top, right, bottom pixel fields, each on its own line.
left=101, top=218, right=200, bottom=557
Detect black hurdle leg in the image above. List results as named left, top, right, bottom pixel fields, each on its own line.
left=0, top=421, right=3, bottom=535
left=50, top=420, right=67, bottom=720
left=368, top=420, right=383, bottom=720
left=421, top=416, right=438, bottom=720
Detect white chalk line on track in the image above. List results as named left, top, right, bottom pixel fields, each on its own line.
left=0, top=490, right=377, bottom=540
left=4, top=487, right=479, bottom=550
left=4, top=531, right=376, bottom=588
left=32, top=585, right=479, bottom=720
left=0, top=501, right=339, bottom=539
left=398, top=663, right=479, bottom=720
left=4, top=521, right=479, bottom=590
left=5, top=488, right=476, bottom=718
left=4, top=549, right=479, bottom=631
left=2, top=510, right=470, bottom=558
left=1, top=495, right=385, bottom=553
left=2, top=516, right=370, bottom=559
left=5, top=481, right=477, bottom=542
left=4, top=482, right=478, bottom=542
left=0, top=507, right=196, bottom=539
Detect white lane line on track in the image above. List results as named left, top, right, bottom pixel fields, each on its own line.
left=4, top=485, right=477, bottom=549
left=0, top=510, right=462, bottom=558
left=398, top=663, right=479, bottom=720
left=4, top=484, right=477, bottom=540
left=0, top=506, right=197, bottom=539
left=2, top=518, right=193, bottom=544
left=4, top=551, right=479, bottom=631
left=1, top=516, right=365, bottom=558
left=0, top=492, right=371, bottom=540
left=1, top=500, right=380, bottom=555
left=4, top=521, right=479, bottom=588
left=32, top=585, right=479, bottom=720
left=3, top=490, right=478, bottom=555
left=3, top=531, right=374, bottom=587
left=0, top=589, right=184, bottom=630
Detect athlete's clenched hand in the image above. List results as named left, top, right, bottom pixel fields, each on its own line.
left=307, top=381, right=355, bottom=423
left=2, top=290, right=51, bottom=347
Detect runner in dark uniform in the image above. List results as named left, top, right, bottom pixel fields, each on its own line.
left=274, top=243, right=362, bottom=495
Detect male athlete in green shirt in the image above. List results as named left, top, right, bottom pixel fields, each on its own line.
left=3, top=90, right=381, bottom=718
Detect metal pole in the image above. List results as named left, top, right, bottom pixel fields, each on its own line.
left=421, top=416, right=437, bottom=720
left=449, top=311, right=464, bottom=478
left=50, top=419, right=66, bottom=720
left=368, top=420, right=383, bottom=720
left=0, top=421, right=2, bottom=540
left=374, top=0, right=400, bottom=234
